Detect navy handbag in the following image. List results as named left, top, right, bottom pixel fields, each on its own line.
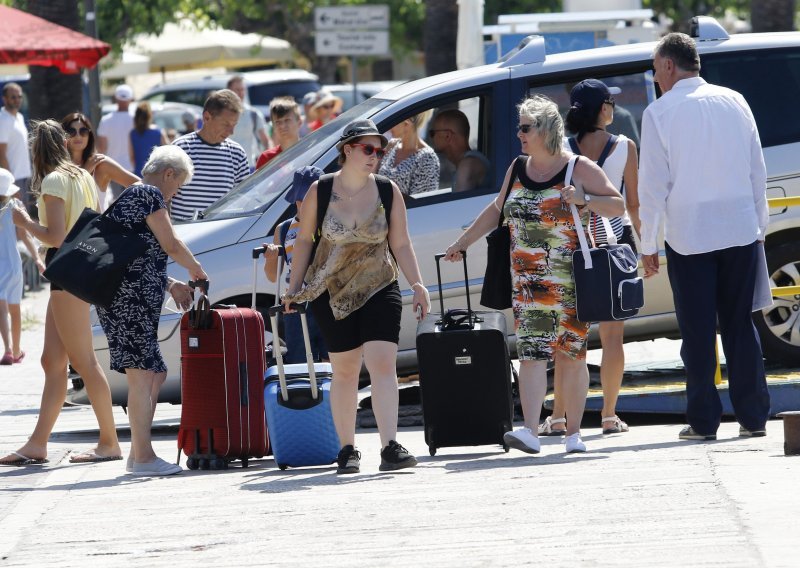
left=566, top=159, right=644, bottom=322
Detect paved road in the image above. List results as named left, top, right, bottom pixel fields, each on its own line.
left=0, top=286, right=797, bottom=567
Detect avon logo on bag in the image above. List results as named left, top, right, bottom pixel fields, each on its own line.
left=77, top=241, right=98, bottom=254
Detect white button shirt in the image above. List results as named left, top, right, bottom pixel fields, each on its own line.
left=638, top=76, right=768, bottom=256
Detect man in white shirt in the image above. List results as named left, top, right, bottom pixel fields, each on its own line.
left=226, top=75, right=270, bottom=169
left=638, top=33, right=770, bottom=441
left=0, top=83, right=32, bottom=215
left=97, top=84, right=135, bottom=198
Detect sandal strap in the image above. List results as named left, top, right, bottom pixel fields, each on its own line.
left=601, top=416, right=619, bottom=423
left=549, top=417, right=567, bottom=425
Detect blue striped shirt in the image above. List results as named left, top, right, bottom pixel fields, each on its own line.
left=170, top=132, right=249, bottom=221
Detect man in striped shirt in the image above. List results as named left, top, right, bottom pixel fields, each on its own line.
left=171, top=89, right=250, bottom=221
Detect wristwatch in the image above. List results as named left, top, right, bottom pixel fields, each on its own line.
left=584, top=193, right=592, bottom=205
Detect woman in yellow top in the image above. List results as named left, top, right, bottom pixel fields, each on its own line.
left=0, top=120, right=122, bottom=466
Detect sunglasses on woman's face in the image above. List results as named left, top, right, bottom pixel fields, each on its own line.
left=517, top=124, right=534, bottom=134
left=66, top=126, right=90, bottom=137
left=350, top=143, right=386, bottom=159
left=604, top=98, right=616, bottom=108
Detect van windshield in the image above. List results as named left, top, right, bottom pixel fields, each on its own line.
left=202, top=98, right=390, bottom=221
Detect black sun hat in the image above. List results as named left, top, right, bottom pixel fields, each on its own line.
left=336, top=119, right=388, bottom=151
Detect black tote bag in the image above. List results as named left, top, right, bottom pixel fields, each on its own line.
left=480, top=157, right=523, bottom=310
left=43, top=189, right=149, bottom=308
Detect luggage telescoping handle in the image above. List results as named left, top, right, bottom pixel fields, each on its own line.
left=266, top=245, right=318, bottom=402
left=251, top=246, right=266, bottom=310
left=434, top=251, right=473, bottom=318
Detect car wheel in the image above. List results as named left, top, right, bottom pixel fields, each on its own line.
left=754, top=242, right=800, bottom=364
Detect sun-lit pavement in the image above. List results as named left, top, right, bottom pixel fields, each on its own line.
left=0, top=285, right=797, bottom=567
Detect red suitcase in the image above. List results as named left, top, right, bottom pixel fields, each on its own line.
left=177, top=278, right=268, bottom=469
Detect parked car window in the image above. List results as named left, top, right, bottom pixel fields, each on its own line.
left=145, top=88, right=212, bottom=108
left=381, top=94, right=495, bottom=203
left=528, top=70, right=656, bottom=149
left=700, top=48, right=800, bottom=148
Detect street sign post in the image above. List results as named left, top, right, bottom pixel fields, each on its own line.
left=314, top=5, right=390, bottom=108
left=315, top=31, right=389, bottom=57
left=315, top=6, right=390, bottom=31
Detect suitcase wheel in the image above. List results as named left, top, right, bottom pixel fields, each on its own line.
left=503, top=444, right=510, bottom=453
left=241, top=457, right=249, bottom=468
left=278, top=464, right=288, bottom=470
left=199, top=458, right=210, bottom=470
left=186, top=456, right=199, bottom=470
left=428, top=446, right=436, bottom=457
left=212, top=458, right=227, bottom=470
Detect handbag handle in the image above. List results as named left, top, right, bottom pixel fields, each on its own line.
left=566, top=157, right=616, bottom=270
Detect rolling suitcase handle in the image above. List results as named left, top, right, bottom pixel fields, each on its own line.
left=434, top=251, right=476, bottom=328
left=187, top=279, right=212, bottom=329
left=263, top=245, right=319, bottom=402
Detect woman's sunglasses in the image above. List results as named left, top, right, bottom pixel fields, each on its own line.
left=517, top=124, right=534, bottom=134
left=350, top=143, right=386, bottom=159
left=604, top=98, right=616, bottom=108
left=66, top=126, right=90, bottom=137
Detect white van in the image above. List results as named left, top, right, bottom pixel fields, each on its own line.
left=77, top=18, right=800, bottom=405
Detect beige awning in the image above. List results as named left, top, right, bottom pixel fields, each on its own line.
left=128, top=20, right=293, bottom=72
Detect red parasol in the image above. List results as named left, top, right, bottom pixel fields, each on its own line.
left=0, top=5, right=110, bottom=74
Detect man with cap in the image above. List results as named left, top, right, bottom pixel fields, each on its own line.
left=639, top=32, right=770, bottom=441
left=97, top=84, right=136, bottom=198
left=0, top=83, right=32, bottom=217
left=262, top=165, right=328, bottom=363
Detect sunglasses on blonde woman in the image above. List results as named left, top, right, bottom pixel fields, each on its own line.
left=350, top=143, right=386, bottom=159
left=66, top=126, right=90, bottom=137
left=517, top=124, right=533, bottom=134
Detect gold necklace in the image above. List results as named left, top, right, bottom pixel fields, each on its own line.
left=530, top=154, right=566, bottom=179
left=336, top=178, right=371, bottom=201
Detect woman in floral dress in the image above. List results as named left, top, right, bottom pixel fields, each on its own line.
left=444, top=95, right=624, bottom=454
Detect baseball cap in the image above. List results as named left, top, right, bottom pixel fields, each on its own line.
left=286, top=166, right=324, bottom=204
left=0, top=168, right=20, bottom=197
left=569, top=79, right=621, bottom=114
left=335, top=119, right=388, bottom=151
left=302, top=91, right=320, bottom=107
left=115, top=84, right=134, bottom=102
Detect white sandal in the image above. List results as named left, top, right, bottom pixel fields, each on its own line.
left=602, top=416, right=629, bottom=434
left=538, top=416, right=567, bottom=436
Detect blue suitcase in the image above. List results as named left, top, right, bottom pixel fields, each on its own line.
left=263, top=248, right=339, bottom=470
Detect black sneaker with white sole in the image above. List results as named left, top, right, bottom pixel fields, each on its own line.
left=379, top=440, right=417, bottom=471
left=739, top=426, right=767, bottom=437
left=336, top=445, right=361, bottom=474
left=678, top=425, right=717, bottom=441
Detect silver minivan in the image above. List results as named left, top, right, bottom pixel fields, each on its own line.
left=77, top=18, right=800, bottom=405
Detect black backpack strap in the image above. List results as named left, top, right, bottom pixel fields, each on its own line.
left=315, top=174, right=334, bottom=244
left=375, top=174, right=393, bottom=227
left=596, top=134, right=618, bottom=168
left=277, top=218, right=292, bottom=261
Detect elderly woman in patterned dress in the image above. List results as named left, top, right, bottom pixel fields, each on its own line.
left=378, top=111, right=440, bottom=196
left=96, top=145, right=207, bottom=476
left=444, top=95, right=624, bottom=455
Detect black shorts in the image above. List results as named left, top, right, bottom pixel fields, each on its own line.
left=310, top=281, right=402, bottom=353
left=44, top=248, right=63, bottom=291
left=619, top=225, right=638, bottom=255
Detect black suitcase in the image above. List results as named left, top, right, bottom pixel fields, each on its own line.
left=416, top=252, right=513, bottom=456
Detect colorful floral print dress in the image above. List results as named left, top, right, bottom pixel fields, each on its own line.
left=503, top=156, right=590, bottom=361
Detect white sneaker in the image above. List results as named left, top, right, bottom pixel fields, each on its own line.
left=130, top=457, right=182, bottom=476
left=503, top=427, right=541, bottom=454
left=564, top=433, right=587, bottom=453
